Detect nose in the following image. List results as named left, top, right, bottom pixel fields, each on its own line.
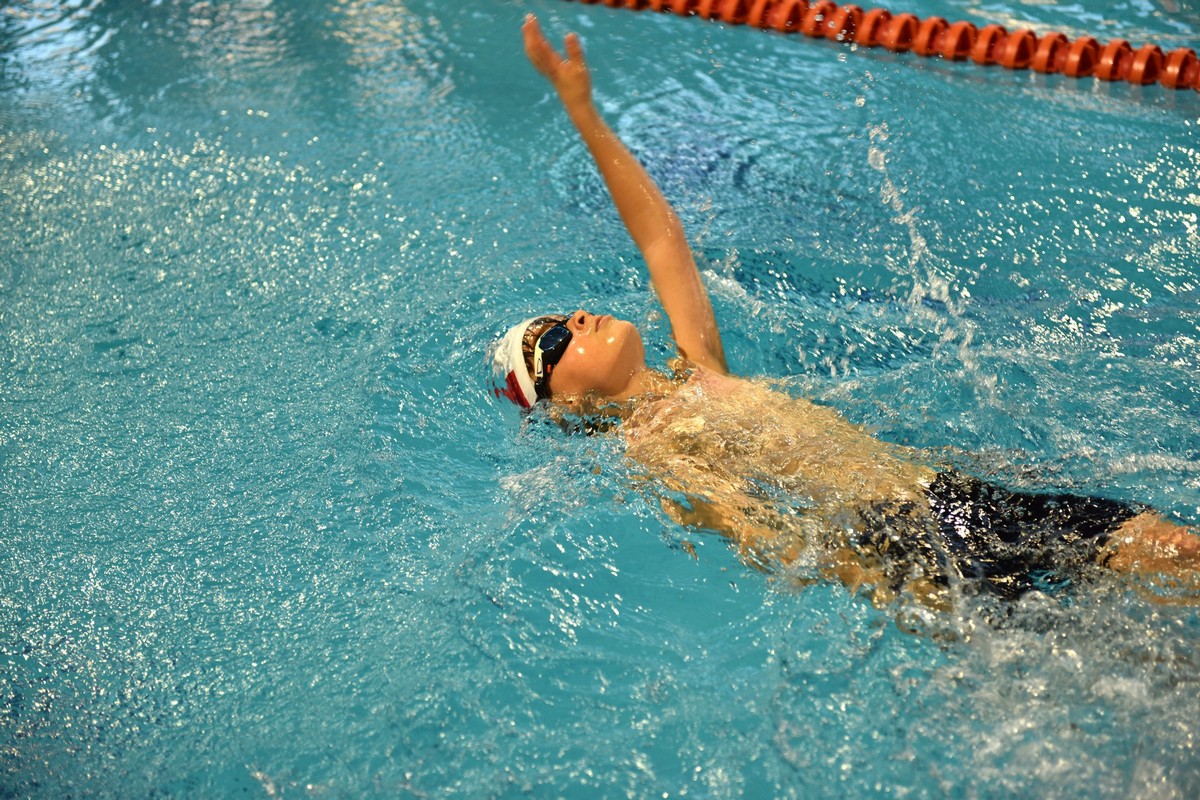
left=568, top=309, right=588, bottom=330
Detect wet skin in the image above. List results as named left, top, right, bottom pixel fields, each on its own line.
left=545, top=310, right=649, bottom=402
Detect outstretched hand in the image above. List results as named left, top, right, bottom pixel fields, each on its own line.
left=522, top=14, right=592, bottom=110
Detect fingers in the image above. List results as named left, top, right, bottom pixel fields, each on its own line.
left=523, top=14, right=592, bottom=104
left=524, top=14, right=585, bottom=71
left=523, top=14, right=563, bottom=75
left=522, top=15, right=548, bottom=62
left=565, top=32, right=586, bottom=67
left=522, top=13, right=542, bottom=46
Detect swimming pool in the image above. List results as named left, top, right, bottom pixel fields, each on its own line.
left=2, top=0, right=1198, bottom=795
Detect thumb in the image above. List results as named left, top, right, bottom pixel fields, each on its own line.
left=564, top=33, right=586, bottom=67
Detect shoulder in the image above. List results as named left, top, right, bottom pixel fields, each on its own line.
left=686, top=364, right=750, bottom=395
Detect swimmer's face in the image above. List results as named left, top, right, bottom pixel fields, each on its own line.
left=546, top=310, right=645, bottom=402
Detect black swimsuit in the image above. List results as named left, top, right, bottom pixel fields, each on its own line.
left=857, top=471, right=1143, bottom=600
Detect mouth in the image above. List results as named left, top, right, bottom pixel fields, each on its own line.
left=594, top=314, right=609, bottom=332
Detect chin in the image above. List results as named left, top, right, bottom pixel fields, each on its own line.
left=615, top=320, right=645, bottom=364
left=612, top=316, right=641, bottom=342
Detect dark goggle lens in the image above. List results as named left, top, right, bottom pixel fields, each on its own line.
left=533, top=323, right=572, bottom=398
left=536, top=324, right=572, bottom=368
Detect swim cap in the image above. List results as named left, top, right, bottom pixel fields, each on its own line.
left=491, top=317, right=540, bottom=409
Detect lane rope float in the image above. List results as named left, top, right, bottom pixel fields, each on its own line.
left=563, top=0, right=1200, bottom=91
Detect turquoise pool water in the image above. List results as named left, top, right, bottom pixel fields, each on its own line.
left=2, top=0, right=1199, bottom=796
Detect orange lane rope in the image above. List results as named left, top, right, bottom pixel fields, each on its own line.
left=563, top=0, right=1200, bottom=91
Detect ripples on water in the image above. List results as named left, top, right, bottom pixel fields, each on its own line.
left=2, top=0, right=1199, bottom=796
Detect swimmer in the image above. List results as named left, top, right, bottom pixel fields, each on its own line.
left=494, top=15, right=1200, bottom=609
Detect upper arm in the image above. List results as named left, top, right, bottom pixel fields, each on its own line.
left=641, top=233, right=728, bottom=374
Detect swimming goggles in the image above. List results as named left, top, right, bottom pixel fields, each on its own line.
left=532, top=322, right=572, bottom=399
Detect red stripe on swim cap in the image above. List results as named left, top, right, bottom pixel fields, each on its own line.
left=503, top=370, right=532, bottom=408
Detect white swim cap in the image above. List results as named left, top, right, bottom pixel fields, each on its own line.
left=491, top=317, right=540, bottom=409
left=491, top=315, right=570, bottom=409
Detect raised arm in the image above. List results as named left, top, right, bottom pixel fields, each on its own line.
left=522, top=15, right=728, bottom=374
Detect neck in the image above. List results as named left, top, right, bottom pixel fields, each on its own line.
left=558, top=367, right=674, bottom=418
left=611, top=366, right=677, bottom=403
